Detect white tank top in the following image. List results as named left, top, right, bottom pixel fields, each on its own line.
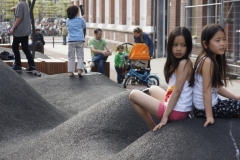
left=164, top=73, right=193, bottom=112
left=193, top=58, right=218, bottom=110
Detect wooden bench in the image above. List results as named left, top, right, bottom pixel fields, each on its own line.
left=61, top=58, right=110, bottom=78
left=3, top=58, right=68, bottom=75
left=0, top=44, right=44, bottom=54
left=3, top=56, right=110, bottom=77
left=91, top=62, right=110, bottom=78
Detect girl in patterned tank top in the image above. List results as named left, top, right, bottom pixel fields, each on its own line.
left=192, top=24, right=240, bottom=127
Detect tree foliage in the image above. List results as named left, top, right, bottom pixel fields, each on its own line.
left=0, top=0, right=18, bottom=21
left=0, top=0, right=70, bottom=22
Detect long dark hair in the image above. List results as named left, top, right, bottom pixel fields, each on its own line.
left=164, top=27, right=193, bottom=84
left=192, top=24, right=229, bottom=87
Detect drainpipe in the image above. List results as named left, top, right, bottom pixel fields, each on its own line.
left=234, top=2, right=240, bottom=61
left=186, top=0, right=192, bottom=30
left=219, top=0, right=224, bottom=27
left=207, top=0, right=214, bottom=24
left=156, top=0, right=165, bottom=58
left=152, top=0, right=156, bottom=58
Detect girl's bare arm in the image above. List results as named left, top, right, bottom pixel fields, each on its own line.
left=202, top=58, right=214, bottom=126
left=164, top=59, right=192, bottom=116
left=218, top=86, right=240, bottom=100
left=153, top=59, right=192, bottom=131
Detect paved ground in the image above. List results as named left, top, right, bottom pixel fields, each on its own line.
left=43, top=37, right=168, bottom=90
left=43, top=36, right=240, bottom=95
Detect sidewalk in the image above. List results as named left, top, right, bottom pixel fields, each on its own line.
left=43, top=43, right=240, bottom=95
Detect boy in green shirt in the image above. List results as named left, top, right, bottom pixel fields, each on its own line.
left=114, top=45, right=127, bottom=84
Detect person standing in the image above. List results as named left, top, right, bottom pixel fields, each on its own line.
left=66, top=5, right=86, bottom=77
left=114, top=44, right=127, bottom=85
left=61, top=23, right=68, bottom=45
left=10, top=0, right=37, bottom=72
left=133, top=27, right=154, bottom=69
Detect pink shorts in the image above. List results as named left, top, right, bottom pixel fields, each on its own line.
left=158, top=102, right=189, bottom=121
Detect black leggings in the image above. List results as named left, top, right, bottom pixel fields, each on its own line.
left=194, top=98, right=240, bottom=118
left=12, top=36, right=35, bottom=67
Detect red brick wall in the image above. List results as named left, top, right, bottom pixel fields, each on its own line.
left=84, top=0, right=88, bottom=22
left=132, top=0, right=140, bottom=25
left=115, top=32, right=125, bottom=42
left=120, top=0, right=126, bottom=25
left=169, top=0, right=176, bottom=32
left=82, top=0, right=237, bottom=60
left=92, top=0, right=96, bottom=23
left=202, top=0, right=208, bottom=27
left=176, top=0, right=180, bottom=26
left=196, top=0, right=203, bottom=44
left=146, top=0, right=153, bottom=26
left=110, top=0, right=115, bottom=24
left=101, top=0, right=105, bottom=23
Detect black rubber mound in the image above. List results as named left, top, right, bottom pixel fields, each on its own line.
left=2, top=91, right=149, bottom=159
left=25, top=73, right=127, bottom=118
left=0, top=60, right=66, bottom=143
left=1, top=59, right=240, bottom=160
left=3, top=87, right=240, bottom=160
left=112, top=118, right=240, bottom=160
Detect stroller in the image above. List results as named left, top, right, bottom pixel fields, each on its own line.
left=122, top=43, right=159, bottom=88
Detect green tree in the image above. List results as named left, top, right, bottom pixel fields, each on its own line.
left=56, top=0, right=69, bottom=18
left=0, top=0, right=70, bottom=22
left=0, top=0, right=18, bottom=21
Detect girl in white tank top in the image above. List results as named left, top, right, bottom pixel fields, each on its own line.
left=129, top=27, right=194, bottom=131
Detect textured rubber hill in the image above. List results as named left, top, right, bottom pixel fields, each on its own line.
left=0, top=60, right=67, bottom=148
left=1, top=60, right=240, bottom=160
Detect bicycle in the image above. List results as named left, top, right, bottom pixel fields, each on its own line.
left=123, top=58, right=160, bottom=88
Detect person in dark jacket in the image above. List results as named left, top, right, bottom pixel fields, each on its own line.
left=133, top=27, right=154, bottom=69
left=29, top=28, right=45, bottom=53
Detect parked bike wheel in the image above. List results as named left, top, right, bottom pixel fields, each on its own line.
left=123, top=76, right=131, bottom=88
left=146, top=76, right=159, bottom=88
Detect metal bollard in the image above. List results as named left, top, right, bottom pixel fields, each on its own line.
left=53, top=37, right=54, bottom=48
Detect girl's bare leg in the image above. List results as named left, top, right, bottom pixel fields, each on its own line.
left=129, top=90, right=161, bottom=130
left=149, top=86, right=166, bottom=102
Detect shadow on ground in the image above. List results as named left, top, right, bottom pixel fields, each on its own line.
left=0, top=60, right=240, bottom=160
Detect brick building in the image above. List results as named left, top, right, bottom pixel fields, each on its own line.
left=69, top=0, right=240, bottom=63
left=70, top=0, right=160, bottom=55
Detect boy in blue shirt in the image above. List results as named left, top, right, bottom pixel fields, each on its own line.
left=66, top=5, right=86, bottom=77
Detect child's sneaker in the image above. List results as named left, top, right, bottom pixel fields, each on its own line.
left=25, top=66, right=36, bottom=72
left=90, top=62, right=95, bottom=68
left=12, top=65, right=22, bottom=71
left=90, top=62, right=95, bottom=72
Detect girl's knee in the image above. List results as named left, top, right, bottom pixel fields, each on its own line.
left=149, top=86, right=159, bottom=94
left=129, top=90, right=141, bottom=100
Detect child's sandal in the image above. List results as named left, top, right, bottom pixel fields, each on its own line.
left=78, top=70, right=83, bottom=77
left=69, top=72, right=74, bottom=77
